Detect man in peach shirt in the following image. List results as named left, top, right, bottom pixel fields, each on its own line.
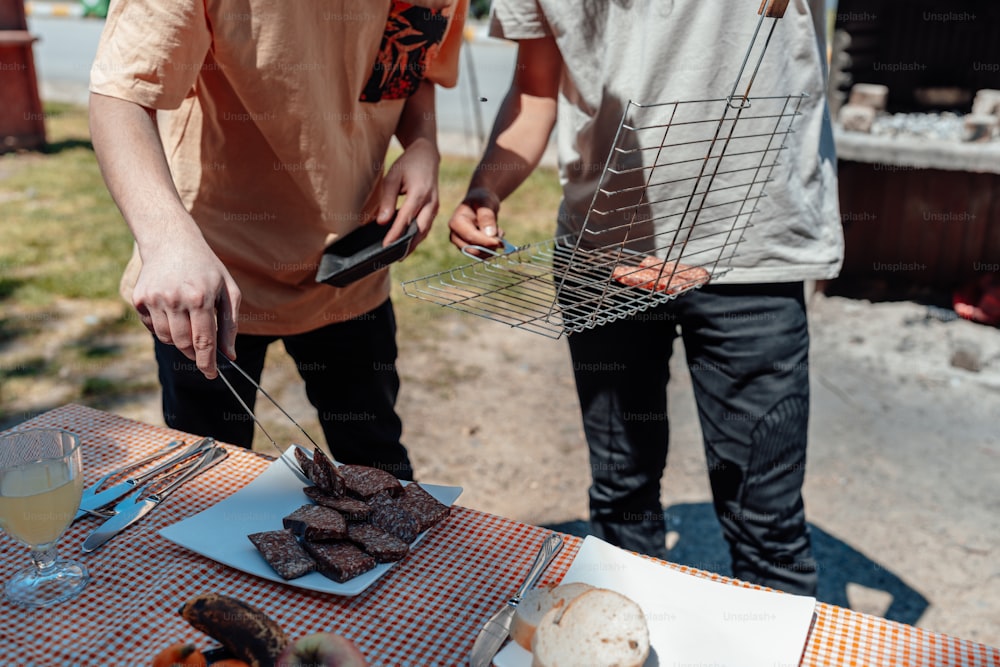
left=90, top=1, right=462, bottom=478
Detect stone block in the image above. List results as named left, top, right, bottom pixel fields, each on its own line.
left=839, top=104, right=876, bottom=133
left=848, top=83, right=889, bottom=111
left=971, top=89, right=1000, bottom=117
left=962, top=114, right=998, bottom=142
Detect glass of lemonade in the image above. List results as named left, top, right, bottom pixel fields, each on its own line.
left=0, top=428, right=90, bottom=607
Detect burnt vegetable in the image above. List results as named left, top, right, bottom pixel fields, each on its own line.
left=179, top=593, right=289, bottom=667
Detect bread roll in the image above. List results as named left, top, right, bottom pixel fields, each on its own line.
left=511, top=582, right=595, bottom=651
left=531, top=588, right=650, bottom=667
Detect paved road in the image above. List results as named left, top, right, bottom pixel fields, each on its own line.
left=436, top=30, right=519, bottom=158
left=25, top=15, right=105, bottom=105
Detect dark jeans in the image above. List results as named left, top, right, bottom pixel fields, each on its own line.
left=154, top=299, right=413, bottom=480
left=567, top=282, right=817, bottom=596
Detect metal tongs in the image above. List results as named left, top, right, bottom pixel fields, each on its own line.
left=461, top=237, right=519, bottom=261
left=214, top=353, right=317, bottom=484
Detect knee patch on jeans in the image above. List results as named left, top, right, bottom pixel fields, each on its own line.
left=745, top=394, right=809, bottom=509
left=721, top=395, right=814, bottom=583
left=718, top=396, right=815, bottom=594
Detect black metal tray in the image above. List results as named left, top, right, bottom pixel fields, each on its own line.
left=315, top=217, right=419, bottom=288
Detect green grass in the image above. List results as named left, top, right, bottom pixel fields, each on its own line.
left=0, top=103, right=170, bottom=419
left=0, top=103, right=132, bottom=305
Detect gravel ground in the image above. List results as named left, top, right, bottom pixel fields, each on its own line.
left=382, top=286, right=1000, bottom=647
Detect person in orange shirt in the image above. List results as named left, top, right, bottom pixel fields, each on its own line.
left=89, top=1, right=464, bottom=479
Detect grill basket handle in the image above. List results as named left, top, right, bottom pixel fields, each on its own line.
left=757, top=0, right=790, bottom=18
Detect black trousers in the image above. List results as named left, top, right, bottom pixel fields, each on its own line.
left=567, top=282, right=817, bottom=596
left=154, top=299, right=413, bottom=480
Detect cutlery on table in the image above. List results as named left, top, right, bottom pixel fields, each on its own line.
left=75, top=437, right=215, bottom=522
left=81, top=443, right=229, bottom=554
left=469, top=533, right=563, bottom=667
left=82, top=439, right=185, bottom=493
left=77, top=439, right=186, bottom=515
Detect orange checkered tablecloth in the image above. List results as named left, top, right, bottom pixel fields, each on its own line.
left=1, top=405, right=998, bottom=667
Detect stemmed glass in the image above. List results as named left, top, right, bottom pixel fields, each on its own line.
left=0, top=428, right=90, bottom=607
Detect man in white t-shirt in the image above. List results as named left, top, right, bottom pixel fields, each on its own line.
left=448, top=0, right=842, bottom=595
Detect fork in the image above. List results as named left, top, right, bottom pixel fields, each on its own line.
left=82, top=439, right=186, bottom=497
left=75, top=438, right=215, bottom=522
left=78, top=439, right=187, bottom=517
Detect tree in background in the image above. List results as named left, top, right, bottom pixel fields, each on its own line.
left=470, top=0, right=491, bottom=19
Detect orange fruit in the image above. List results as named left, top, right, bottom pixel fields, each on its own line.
left=152, top=642, right=208, bottom=667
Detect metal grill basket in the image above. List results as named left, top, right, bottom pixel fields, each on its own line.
left=403, top=1, right=803, bottom=338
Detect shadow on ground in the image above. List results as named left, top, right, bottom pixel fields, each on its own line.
left=544, top=501, right=929, bottom=627
left=821, top=278, right=955, bottom=309
left=0, top=303, right=157, bottom=430
left=42, top=138, right=94, bottom=154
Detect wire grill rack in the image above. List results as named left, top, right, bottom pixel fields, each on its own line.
left=403, top=3, right=804, bottom=339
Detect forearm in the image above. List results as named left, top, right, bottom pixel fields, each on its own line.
left=465, top=35, right=559, bottom=205
left=89, top=92, right=240, bottom=376
left=467, top=83, right=557, bottom=204
left=89, top=92, right=204, bottom=256
left=446, top=37, right=560, bottom=252
left=378, top=80, right=442, bottom=239
left=395, top=79, right=438, bottom=150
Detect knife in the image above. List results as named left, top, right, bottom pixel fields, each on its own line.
left=469, top=533, right=563, bottom=667
left=75, top=437, right=215, bottom=521
left=79, top=438, right=185, bottom=505
left=81, top=444, right=229, bottom=554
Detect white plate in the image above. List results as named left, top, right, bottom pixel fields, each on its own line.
left=159, top=457, right=462, bottom=596
left=494, top=536, right=816, bottom=667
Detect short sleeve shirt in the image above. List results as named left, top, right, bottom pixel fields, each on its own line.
left=490, top=0, right=844, bottom=283
left=91, top=0, right=461, bottom=333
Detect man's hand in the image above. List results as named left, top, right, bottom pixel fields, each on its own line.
left=377, top=136, right=440, bottom=248
left=445, top=36, right=561, bottom=258
left=381, top=79, right=441, bottom=250
left=90, top=92, right=241, bottom=380
left=448, top=186, right=504, bottom=257
left=132, top=231, right=241, bottom=379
